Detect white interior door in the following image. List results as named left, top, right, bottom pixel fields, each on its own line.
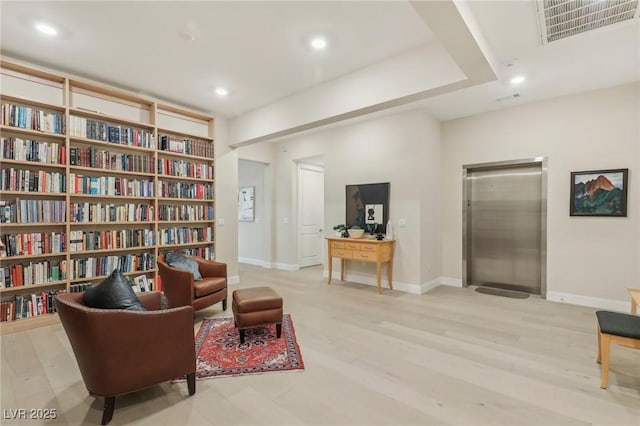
left=299, top=166, right=324, bottom=267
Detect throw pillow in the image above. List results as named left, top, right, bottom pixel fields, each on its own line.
left=165, top=252, right=202, bottom=280
left=84, top=269, right=147, bottom=311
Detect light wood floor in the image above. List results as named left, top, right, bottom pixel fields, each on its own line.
left=1, top=264, right=639, bottom=425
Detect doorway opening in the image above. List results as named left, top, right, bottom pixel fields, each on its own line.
left=238, top=159, right=268, bottom=267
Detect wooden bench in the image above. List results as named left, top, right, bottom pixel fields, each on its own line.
left=595, top=310, right=640, bottom=388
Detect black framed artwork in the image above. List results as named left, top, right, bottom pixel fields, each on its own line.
left=570, top=168, right=628, bottom=217
left=345, top=183, right=389, bottom=233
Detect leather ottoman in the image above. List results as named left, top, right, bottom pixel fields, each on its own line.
left=232, top=287, right=283, bottom=344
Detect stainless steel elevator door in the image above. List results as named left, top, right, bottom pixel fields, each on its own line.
left=468, top=164, right=542, bottom=294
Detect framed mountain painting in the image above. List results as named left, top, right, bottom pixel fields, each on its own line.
left=570, top=169, right=628, bottom=217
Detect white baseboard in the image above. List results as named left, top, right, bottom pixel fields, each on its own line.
left=437, top=277, right=463, bottom=288
left=228, top=275, right=240, bottom=285
left=319, top=272, right=465, bottom=295
left=238, top=258, right=299, bottom=271
left=420, top=278, right=441, bottom=294
left=274, top=263, right=299, bottom=271
left=546, top=291, right=631, bottom=312
left=420, top=277, right=463, bottom=294
left=238, top=257, right=266, bottom=267
left=322, top=270, right=421, bottom=294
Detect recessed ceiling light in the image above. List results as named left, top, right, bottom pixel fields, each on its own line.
left=510, top=75, right=526, bottom=85
left=310, top=37, right=328, bottom=50
left=34, top=22, right=58, bottom=36
left=215, top=87, right=229, bottom=97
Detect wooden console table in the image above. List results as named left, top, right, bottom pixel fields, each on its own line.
left=326, top=237, right=395, bottom=294
left=628, top=287, right=640, bottom=315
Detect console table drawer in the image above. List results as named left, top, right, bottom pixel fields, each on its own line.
left=344, top=241, right=377, bottom=251
left=332, top=248, right=352, bottom=259
left=331, top=241, right=346, bottom=249
left=352, top=250, right=376, bottom=261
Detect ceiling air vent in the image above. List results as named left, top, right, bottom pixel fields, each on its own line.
left=496, top=93, right=521, bottom=102
left=537, top=0, right=639, bottom=43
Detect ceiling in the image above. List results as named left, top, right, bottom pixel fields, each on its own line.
left=0, top=1, right=432, bottom=117
left=1, top=1, right=638, bottom=144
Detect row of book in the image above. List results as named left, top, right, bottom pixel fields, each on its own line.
left=67, top=254, right=156, bottom=280
left=2, top=103, right=65, bottom=134
left=0, top=260, right=65, bottom=288
left=1, top=137, right=66, bottom=164
left=70, top=202, right=154, bottom=223
left=158, top=227, right=213, bottom=245
left=68, top=229, right=155, bottom=251
left=70, top=146, right=154, bottom=173
left=157, top=158, right=213, bottom=179
left=0, top=199, right=66, bottom=224
left=167, top=247, right=214, bottom=261
left=1, top=232, right=66, bottom=257
left=157, top=181, right=213, bottom=200
left=0, top=200, right=213, bottom=224
left=131, top=274, right=153, bottom=293
left=69, top=282, right=93, bottom=293
left=158, top=204, right=214, bottom=221
left=69, top=116, right=154, bottom=148
left=159, top=135, right=213, bottom=159
left=71, top=274, right=152, bottom=294
left=0, top=168, right=66, bottom=193
left=0, top=290, right=66, bottom=322
left=69, top=174, right=154, bottom=197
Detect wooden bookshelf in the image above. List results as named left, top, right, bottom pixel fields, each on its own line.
left=0, top=59, right=216, bottom=332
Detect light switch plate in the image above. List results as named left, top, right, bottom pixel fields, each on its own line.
left=399, top=218, right=407, bottom=227
left=218, top=218, right=225, bottom=226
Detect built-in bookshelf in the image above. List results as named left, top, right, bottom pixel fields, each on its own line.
left=0, top=60, right=215, bottom=333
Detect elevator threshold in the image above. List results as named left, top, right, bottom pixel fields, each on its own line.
left=475, top=286, right=530, bottom=299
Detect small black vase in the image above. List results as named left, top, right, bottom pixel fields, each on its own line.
left=342, top=230, right=350, bottom=238
left=375, top=233, right=384, bottom=241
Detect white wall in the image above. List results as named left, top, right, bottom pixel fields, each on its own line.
left=419, top=112, right=443, bottom=288
left=255, top=108, right=443, bottom=291
left=441, top=83, right=640, bottom=306
left=238, top=159, right=267, bottom=265
left=212, top=117, right=240, bottom=281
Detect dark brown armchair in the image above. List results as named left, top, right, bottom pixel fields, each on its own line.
left=157, top=254, right=228, bottom=312
left=55, top=292, right=196, bottom=425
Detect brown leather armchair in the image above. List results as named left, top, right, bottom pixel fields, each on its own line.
left=157, top=254, right=228, bottom=312
left=55, top=292, right=196, bottom=425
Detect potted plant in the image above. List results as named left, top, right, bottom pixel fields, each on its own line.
left=332, top=224, right=347, bottom=236
left=349, top=225, right=365, bottom=239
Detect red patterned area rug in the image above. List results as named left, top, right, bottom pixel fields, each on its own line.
left=177, top=314, right=304, bottom=380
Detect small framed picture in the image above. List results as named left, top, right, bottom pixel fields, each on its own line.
left=570, top=168, right=628, bottom=217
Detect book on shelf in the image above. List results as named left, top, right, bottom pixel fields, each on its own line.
left=1, top=103, right=65, bottom=134
left=1, top=199, right=67, bottom=224
left=1, top=137, right=65, bottom=164
left=1, top=289, right=67, bottom=322
left=133, top=275, right=151, bottom=292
